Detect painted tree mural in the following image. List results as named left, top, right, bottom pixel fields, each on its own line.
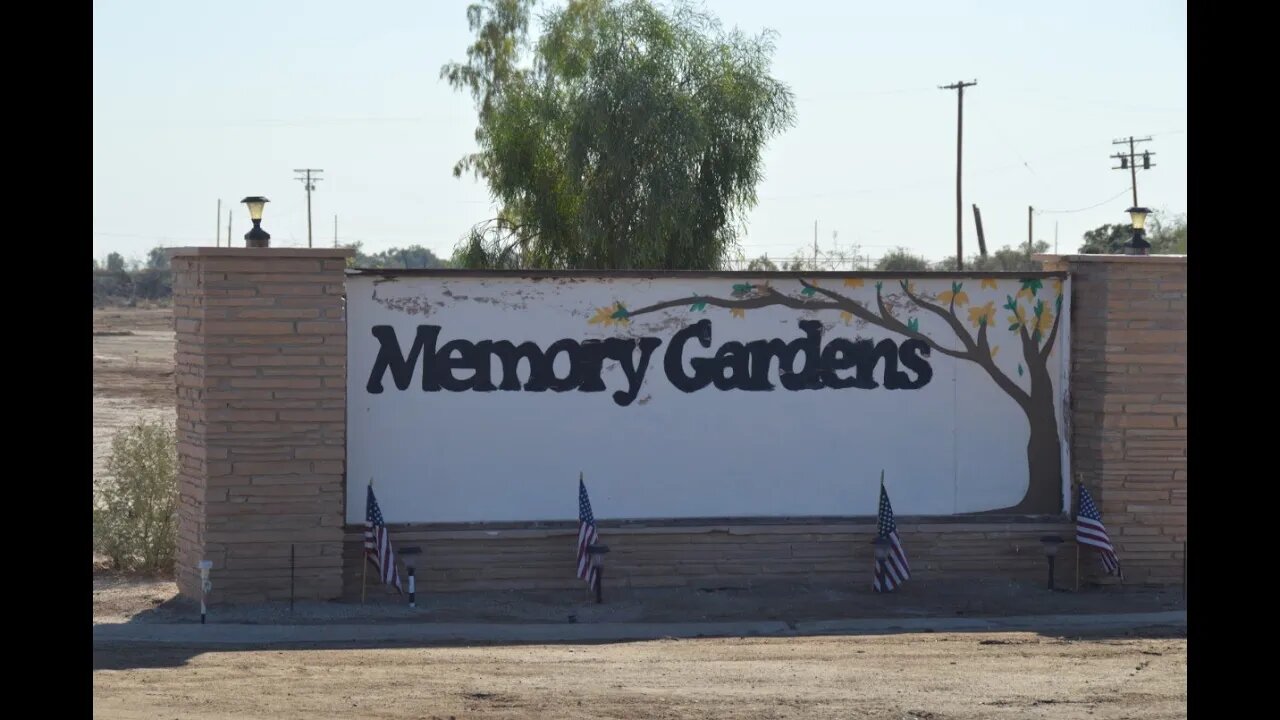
left=590, top=275, right=1066, bottom=515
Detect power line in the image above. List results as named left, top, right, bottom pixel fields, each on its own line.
left=293, top=168, right=325, bottom=248
left=1034, top=186, right=1133, bottom=215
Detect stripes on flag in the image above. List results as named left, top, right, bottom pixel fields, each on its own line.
left=1076, top=485, right=1121, bottom=578
left=577, top=476, right=600, bottom=592
left=365, top=485, right=402, bottom=593
left=874, top=476, right=910, bottom=592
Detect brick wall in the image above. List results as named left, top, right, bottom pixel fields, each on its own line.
left=341, top=519, right=1079, bottom=596
left=167, top=250, right=1185, bottom=602
left=169, top=248, right=353, bottom=602
left=1040, top=254, right=1187, bottom=585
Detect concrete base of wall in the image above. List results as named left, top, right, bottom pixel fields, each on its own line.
left=342, top=518, right=1089, bottom=596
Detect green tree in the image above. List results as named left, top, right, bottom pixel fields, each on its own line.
left=744, top=254, right=779, bottom=272
left=345, top=243, right=450, bottom=269
left=1080, top=212, right=1185, bottom=254
left=106, top=252, right=125, bottom=272
left=443, top=0, right=796, bottom=270
left=1148, top=212, right=1186, bottom=254
left=936, top=241, right=1051, bottom=272
left=875, top=248, right=932, bottom=272
left=1079, top=224, right=1131, bottom=254
left=146, top=246, right=170, bottom=271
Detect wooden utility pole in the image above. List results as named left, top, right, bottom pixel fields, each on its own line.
left=1110, top=137, right=1154, bottom=206
left=939, top=80, right=977, bottom=270
left=334, top=215, right=338, bottom=248
left=227, top=210, right=231, bottom=247
left=294, top=168, right=325, bottom=248
left=813, top=220, right=819, bottom=268
left=1028, top=205, right=1034, bottom=256
left=972, top=204, right=988, bottom=259
left=216, top=199, right=221, bottom=247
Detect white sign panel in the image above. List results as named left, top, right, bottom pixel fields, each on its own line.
left=346, top=273, right=1070, bottom=524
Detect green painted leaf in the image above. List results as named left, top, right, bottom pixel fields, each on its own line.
left=1017, top=363, right=1024, bottom=376
left=875, top=281, right=884, bottom=291
left=952, top=281, right=962, bottom=293
left=1056, top=294, right=1063, bottom=311
left=800, top=286, right=818, bottom=297
left=731, top=283, right=754, bottom=298
left=1004, top=295, right=1018, bottom=311
left=1032, top=329, right=1042, bottom=344
left=1008, top=322, right=1020, bottom=332
left=1020, top=278, right=1043, bottom=296
left=1034, top=299, right=1045, bottom=317
left=907, top=317, right=920, bottom=332
left=610, top=304, right=629, bottom=320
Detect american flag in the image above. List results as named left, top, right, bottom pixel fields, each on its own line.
left=1076, top=485, right=1121, bottom=577
left=364, top=485, right=402, bottom=593
left=873, top=474, right=910, bottom=592
left=576, top=475, right=600, bottom=591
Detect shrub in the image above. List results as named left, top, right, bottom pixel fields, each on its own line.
left=93, top=420, right=178, bottom=573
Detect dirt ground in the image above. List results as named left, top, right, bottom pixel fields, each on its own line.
left=92, top=307, right=176, bottom=484
left=93, top=629, right=1187, bottom=720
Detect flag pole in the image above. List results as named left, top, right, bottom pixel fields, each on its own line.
left=361, top=477, right=372, bottom=604
left=1073, top=474, right=1082, bottom=592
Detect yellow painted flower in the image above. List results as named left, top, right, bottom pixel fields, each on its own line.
left=843, top=278, right=865, bottom=288
left=588, top=306, right=617, bottom=326
left=730, top=307, right=746, bottom=319
left=990, top=345, right=1000, bottom=359
left=1052, top=278, right=1063, bottom=294
left=840, top=310, right=853, bottom=325
left=968, top=302, right=996, bottom=328
left=1016, top=287, right=1034, bottom=300
left=1036, top=308, right=1054, bottom=334
left=938, top=289, right=970, bottom=306
left=1007, top=305, right=1026, bottom=327
left=980, top=278, right=998, bottom=289
left=588, top=304, right=629, bottom=327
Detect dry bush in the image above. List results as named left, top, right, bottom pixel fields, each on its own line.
left=93, top=420, right=178, bottom=573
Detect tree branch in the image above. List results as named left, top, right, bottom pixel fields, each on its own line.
left=858, top=284, right=971, bottom=361
left=625, top=287, right=843, bottom=318
left=1040, top=294, right=1064, bottom=362
left=903, top=283, right=1032, bottom=408
left=900, top=285, right=980, bottom=355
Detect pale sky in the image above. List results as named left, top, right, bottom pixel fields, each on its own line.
left=93, top=0, right=1186, bottom=266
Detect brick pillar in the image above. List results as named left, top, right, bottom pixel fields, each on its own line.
left=1038, top=254, right=1187, bottom=585
left=169, top=247, right=353, bottom=603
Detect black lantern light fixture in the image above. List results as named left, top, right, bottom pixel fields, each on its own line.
left=1123, top=206, right=1152, bottom=256
left=586, top=543, right=610, bottom=604
left=241, top=196, right=271, bottom=248
left=1039, top=535, right=1064, bottom=590
left=400, top=546, right=422, bottom=608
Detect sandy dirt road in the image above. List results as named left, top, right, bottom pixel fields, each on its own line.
left=93, top=630, right=1186, bottom=720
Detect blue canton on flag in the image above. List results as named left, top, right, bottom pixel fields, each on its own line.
left=1076, top=485, right=1121, bottom=578
left=365, top=485, right=402, bottom=593
left=874, top=474, right=910, bottom=592
left=576, top=475, right=600, bottom=591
